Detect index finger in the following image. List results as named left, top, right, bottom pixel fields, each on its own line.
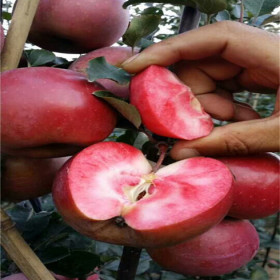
left=122, top=21, right=279, bottom=76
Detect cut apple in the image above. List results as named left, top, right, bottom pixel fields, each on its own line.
left=53, top=142, right=233, bottom=248
left=130, top=65, right=213, bottom=140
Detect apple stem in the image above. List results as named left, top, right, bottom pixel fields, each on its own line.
left=153, top=143, right=169, bottom=172
left=117, top=246, right=142, bottom=280
left=262, top=212, right=279, bottom=267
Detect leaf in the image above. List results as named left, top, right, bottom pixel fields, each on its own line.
left=116, top=129, right=139, bottom=145
left=87, top=57, right=131, bottom=85
left=123, top=0, right=190, bottom=9
left=215, top=10, right=231, bottom=21
left=251, top=266, right=269, bottom=280
left=47, top=250, right=101, bottom=278
left=123, top=7, right=163, bottom=48
left=244, top=0, right=279, bottom=18
left=94, top=91, right=141, bottom=128
left=38, top=247, right=70, bottom=264
left=191, top=0, right=228, bottom=14
left=26, top=49, right=56, bottom=66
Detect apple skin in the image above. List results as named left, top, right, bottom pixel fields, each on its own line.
left=28, top=0, right=129, bottom=53
left=53, top=141, right=233, bottom=248
left=1, top=155, right=70, bottom=202
left=2, top=273, right=100, bottom=280
left=1, top=67, right=117, bottom=158
left=147, top=218, right=259, bottom=277
left=69, top=46, right=138, bottom=99
left=218, top=153, right=280, bottom=219
left=130, top=65, right=213, bottom=140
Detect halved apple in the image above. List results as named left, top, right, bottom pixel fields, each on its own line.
left=130, top=65, right=213, bottom=140
left=53, top=142, right=233, bottom=248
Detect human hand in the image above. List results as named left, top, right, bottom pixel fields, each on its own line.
left=122, top=21, right=279, bottom=159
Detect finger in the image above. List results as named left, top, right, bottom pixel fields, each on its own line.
left=170, top=112, right=279, bottom=159
left=122, top=21, right=279, bottom=80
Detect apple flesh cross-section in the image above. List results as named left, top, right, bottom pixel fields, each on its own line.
left=130, top=65, right=214, bottom=140
left=53, top=142, right=233, bottom=248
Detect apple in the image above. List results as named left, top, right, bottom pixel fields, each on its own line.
left=53, top=141, right=233, bottom=248
left=147, top=218, right=259, bottom=277
left=28, top=0, right=130, bottom=53
left=69, top=46, right=138, bottom=99
left=1, top=67, right=117, bottom=158
left=218, top=153, right=280, bottom=219
left=130, top=65, right=213, bottom=140
left=1, top=24, right=5, bottom=52
left=1, top=155, right=70, bottom=202
left=2, top=273, right=100, bottom=280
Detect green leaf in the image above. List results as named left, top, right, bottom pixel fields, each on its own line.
left=26, top=49, right=56, bottom=66
left=47, top=250, right=101, bottom=278
left=123, top=0, right=190, bottom=9
left=87, top=57, right=131, bottom=85
left=215, top=10, right=231, bottom=21
left=116, top=129, right=138, bottom=145
left=94, top=91, right=142, bottom=128
left=251, top=266, right=269, bottom=280
left=123, top=7, right=163, bottom=48
left=2, top=11, right=12, bottom=21
left=38, top=247, right=70, bottom=264
left=191, top=0, right=228, bottom=14
left=244, top=0, right=279, bottom=18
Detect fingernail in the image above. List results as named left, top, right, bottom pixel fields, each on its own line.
left=121, top=54, right=140, bottom=66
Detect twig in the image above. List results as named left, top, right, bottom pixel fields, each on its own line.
left=1, top=209, right=56, bottom=280
left=178, top=6, right=201, bottom=34
left=1, top=0, right=40, bottom=72
left=239, top=0, right=244, bottom=23
left=116, top=246, right=142, bottom=280
left=262, top=212, right=280, bottom=267
left=153, top=143, right=169, bottom=172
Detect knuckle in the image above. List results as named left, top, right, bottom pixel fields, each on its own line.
left=222, top=128, right=250, bottom=155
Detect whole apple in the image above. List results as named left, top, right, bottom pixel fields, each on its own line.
left=1, top=67, right=117, bottom=158
left=53, top=141, right=233, bottom=248
left=28, top=0, right=130, bottom=53
left=218, top=153, right=280, bottom=219
left=69, top=46, right=138, bottom=98
left=1, top=155, right=70, bottom=202
left=147, top=218, right=259, bottom=277
left=130, top=65, right=213, bottom=140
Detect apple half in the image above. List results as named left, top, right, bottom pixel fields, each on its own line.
left=130, top=65, right=213, bottom=140
left=53, top=142, right=233, bottom=248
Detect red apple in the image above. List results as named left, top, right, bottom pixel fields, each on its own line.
left=53, top=141, right=233, bottom=248
left=1, top=155, right=70, bottom=202
left=28, top=0, right=130, bottom=53
left=69, top=46, right=138, bottom=98
left=130, top=65, right=213, bottom=140
left=147, top=218, right=259, bottom=277
left=1, top=67, right=117, bottom=158
left=218, top=153, right=280, bottom=219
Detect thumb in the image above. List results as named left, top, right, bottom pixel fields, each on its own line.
left=170, top=113, right=280, bottom=160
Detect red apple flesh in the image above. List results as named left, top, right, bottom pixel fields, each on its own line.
left=1, top=155, right=70, bottom=202
left=1, top=67, right=117, bottom=158
left=218, top=153, right=280, bottom=219
left=69, top=46, right=138, bottom=98
left=28, top=0, right=130, bottom=53
left=130, top=65, right=214, bottom=140
left=53, top=141, right=233, bottom=248
left=147, top=218, right=259, bottom=277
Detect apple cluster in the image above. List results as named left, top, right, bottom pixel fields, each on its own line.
left=1, top=0, right=279, bottom=278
